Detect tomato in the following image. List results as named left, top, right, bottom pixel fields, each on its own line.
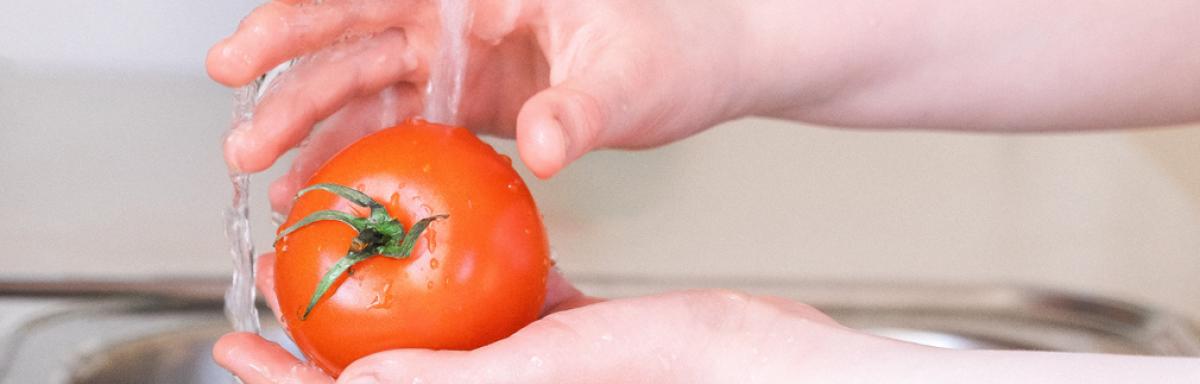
left=273, top=120, right=550, bottom=376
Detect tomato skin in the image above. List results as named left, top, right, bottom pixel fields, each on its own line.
left=274, top=120, right=550, bottom=376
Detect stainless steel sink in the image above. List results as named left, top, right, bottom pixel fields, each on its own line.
left=0, top=277, right=1197, bottom=383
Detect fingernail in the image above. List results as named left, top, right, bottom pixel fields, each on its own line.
left=223, top=125, right=255, bottom=173
left=531, top=118, right=567, bottom=178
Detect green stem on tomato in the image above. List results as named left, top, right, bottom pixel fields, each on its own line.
left=274, top=210, right=366, bottom=244
left=301, top=251, right=370, bottom=320
left=278, top=183, right=448, bottom=320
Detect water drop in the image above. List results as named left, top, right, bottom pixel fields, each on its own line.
left=506, top=182, right=518, bottom=191
left=498, top=154, right=512, bottom=165
left=426, top=229, right=438, bottom=252
left=429, top=258, right=439, bottom=269
left=420, top=204, right=433, bottom=215
left=426, top=281, right=434, bottom=290
left=389, top=192, right=401, bottom=208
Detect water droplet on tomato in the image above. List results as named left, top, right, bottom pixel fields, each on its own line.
left=426, top=229, right=438, bottom=252
left=389, top=192, right=401, bottom=208
left=429, top=258, right=439, bottom=269
left=498, top=154, right=512, bottom=165
left=420, top=204, right=433, bottom=215
left=426, top=281, right=434, bottom=290
left=422, top=163, right=431, bottom=173
left=506, top=182, right=518, bottom=191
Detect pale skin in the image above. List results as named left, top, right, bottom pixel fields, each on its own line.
left=207, top=0, right=1200, bottom=382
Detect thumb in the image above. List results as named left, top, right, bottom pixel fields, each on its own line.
left=515, top=81, right=615, bottom=179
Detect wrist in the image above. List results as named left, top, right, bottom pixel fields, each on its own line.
left=737, top=0, right=923, bottom=124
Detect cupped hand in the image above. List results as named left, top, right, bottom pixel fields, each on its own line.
left=208, top=0, right=757, bottom=213
left=212, top=252, right=924, bottom=383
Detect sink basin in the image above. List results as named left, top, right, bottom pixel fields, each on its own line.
left=0, top=277, right=1196, bottom=383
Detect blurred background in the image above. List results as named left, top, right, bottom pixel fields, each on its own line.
left=1, top=0, right=1197, bottom=324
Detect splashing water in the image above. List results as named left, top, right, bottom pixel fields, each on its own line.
left=224, top=81, right=264, bottom=335
left=423, top=0, right=473, bottom=125
left=223, top=60, right=295, bottom=336
left=224, top=172, right=260, bottom=333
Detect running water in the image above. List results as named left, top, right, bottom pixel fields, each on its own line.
left=222, top=0, right=472, bottom=350
left=224, top=172, right=260, bottom=333
left=223, top=78, right=266, bottom=335
left=423, top=0, right=472, bottom=125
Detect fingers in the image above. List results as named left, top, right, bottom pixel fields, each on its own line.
left=207, top=0, right=426, bottom=87
left=515, top=83, right=610, bottom=178
left=755, top=295, right=841, bottom=326
left=214, top=332, right=334, bottom=384
left=470, top=0, right=536, bottom=43
left=225, top=29, right=425, bottom=173
left=539, top=268, right=607, bottom=315
left=267, top=85, right=424, bottom=213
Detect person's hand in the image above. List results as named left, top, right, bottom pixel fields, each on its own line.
left=208, top=0, right=765, bottom=213
left=212, top=253, right=1200, bottom=383
left=212, top=252, right=927, bottom=383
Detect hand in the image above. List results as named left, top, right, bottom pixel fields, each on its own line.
left=212, top=252, right=924, bottom=383
left=208, top=0, right=762, bottom=213
left=213, top=254, right=1200, bottom=383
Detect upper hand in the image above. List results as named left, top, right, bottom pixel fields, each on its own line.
left=212, top=253, right=923, bottom=383
left=207, top=0, right=758, bottom=213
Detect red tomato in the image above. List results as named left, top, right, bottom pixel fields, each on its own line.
left=273, top=120, right=550, bottom=376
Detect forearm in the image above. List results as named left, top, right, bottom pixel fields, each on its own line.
left=761, top=338, right=1200, bottom=383
left=742, top=0, right=1200, bottom=131
left=886, top=350, right=1200, bottom=383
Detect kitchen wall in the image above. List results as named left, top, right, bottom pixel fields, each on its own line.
left=1, top=2, right=1197, bottom=319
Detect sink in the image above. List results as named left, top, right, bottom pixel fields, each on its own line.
left=0, top=277, right=1196, bottom=383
